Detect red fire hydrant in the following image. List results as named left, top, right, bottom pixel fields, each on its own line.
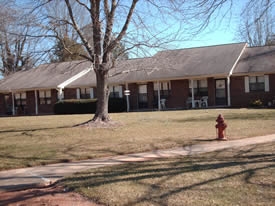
left=215, top=114, right=227, bottom=140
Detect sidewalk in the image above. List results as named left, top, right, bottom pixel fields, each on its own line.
left=0, top=134, right=275, bottom=192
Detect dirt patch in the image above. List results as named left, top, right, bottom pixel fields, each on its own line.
left=0, top=185, right=103, bottom=206
left=76, top=119, right=123, bottom=129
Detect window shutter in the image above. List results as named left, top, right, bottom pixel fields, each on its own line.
left=244, top=76, right=249, bottom=93
left=90, top=88, right=94, bottom=99
left=76, top=88, right=80, bottom=99
left=264, top=75, right=270, bottom=92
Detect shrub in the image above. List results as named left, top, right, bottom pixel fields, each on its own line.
left=54, top=98, right=127, bottom=114
left=250, top=99, right=263, bottom=108
left=109, top=98, right=127, bottom=113
left=54, top=99, right=97, bottom=114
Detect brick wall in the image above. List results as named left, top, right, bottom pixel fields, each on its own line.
left=230, top=74, right=275, bottom=107
left=167, top=79, right=189, bottom=109
left=128, top=83, right=138, bottom=110
left=0, top=93, right=13, bottom=115
left=0, top=94, right=5, bottom=115
left=64, top=88, right=77, bottom=99
left=147, top=82, right=154, bottom=109
left=127, top=79, right=217, bottom=110
left=26, top=91, right=35, bottom=115
left=207, top=78, right=216, bottom=106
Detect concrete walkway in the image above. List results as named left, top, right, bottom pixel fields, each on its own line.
left=0, top=134, right=275, bottom=192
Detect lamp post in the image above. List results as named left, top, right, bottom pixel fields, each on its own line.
left=124, top=89, right=130, bottom=112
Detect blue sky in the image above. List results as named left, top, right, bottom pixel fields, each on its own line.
left=8, top=1, right=247, bottom=62
left=20, top=0, right=245, bottom=50
left=128, top=0, right=247, bottom=57
left=174, top=1, right=246, bottom=49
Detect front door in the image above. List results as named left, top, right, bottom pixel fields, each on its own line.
left=4, top=94, right=12, bottom=115
left=215, top=79, right=227, bottom=106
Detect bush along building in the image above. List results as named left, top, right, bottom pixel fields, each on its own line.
left=0, top=42, right=275, bottom=116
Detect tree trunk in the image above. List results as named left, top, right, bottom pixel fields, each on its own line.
left=92, top=68, right=110, bottom=122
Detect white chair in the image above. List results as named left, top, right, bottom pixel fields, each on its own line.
left=201, top=96, right=208, bottom=108
left=160, top=99, right=166, bottom=110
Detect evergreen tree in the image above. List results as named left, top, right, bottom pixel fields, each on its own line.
left=51, top=36, right=87, bottom=62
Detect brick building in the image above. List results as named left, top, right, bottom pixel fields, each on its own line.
left=0, top=43, right=274, bottom=115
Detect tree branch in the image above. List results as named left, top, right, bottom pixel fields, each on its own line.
left=64, top=0, right=94, bottom=61
left=103, top=0, right=117, bottom=63
left=108, top=0, right=138, bottom=53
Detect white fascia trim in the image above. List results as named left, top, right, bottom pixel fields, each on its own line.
left=227, top=43, right=248, bottom=107
left=228, top=43, right=248, bottom=76
left=57, top=66, right=93, bottom=90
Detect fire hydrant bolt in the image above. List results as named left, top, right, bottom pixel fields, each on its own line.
left=215, top=114, right=227, bottom=140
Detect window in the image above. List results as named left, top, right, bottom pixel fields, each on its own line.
left=109, top=85, right=122, bottom=98
left=153, top=81, right=171, bottom=99
left=189, top=79, right=208, bottom=97
left=249, top=76, right=265, bottom=92
left=80, top=88, right=91, bottom=99
left=77, top=88, right=94, bottom=99
left=15, top=92, right=26, bottom=106
left=39, top=90, right=51, bottom=105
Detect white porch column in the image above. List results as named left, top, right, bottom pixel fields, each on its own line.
left=90, top=88, right=94, bottom=99
left=157, top=81, right=161, bottom=111
left=191, top=79, right=195, bottom=108
left=125, top=83, right=130, bottom=112
left=76, top=88, right=80, bottom=99
left=35, top=90, right=38, bottom=115
left=12, top=92, right=15, bottom=116
left=227, top=76, right=231, bottom=107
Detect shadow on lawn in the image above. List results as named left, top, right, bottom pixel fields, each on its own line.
left=0, top=126, right=72, bottom=134
left=0, top=184, right=65, bottom=206
left=61, top=145, right=275, bottom=206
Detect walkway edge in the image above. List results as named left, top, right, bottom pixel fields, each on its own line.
left=1, top=134, right=275, bottom=192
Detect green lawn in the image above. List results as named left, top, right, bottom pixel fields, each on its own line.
left=61, top=142, right=275, bottom=206
left=0, top=109, right=275, bottom=171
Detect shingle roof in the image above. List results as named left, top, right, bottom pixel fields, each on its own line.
left=0, top=60, right=92, bottom=92
left=0, top=42, right=261, bottom=92
left=69, top=42, right=247, bottom=87
left=67, top=57, right=155, bottom=87
left=233, top=45, right=275, bottom=75
left=149, top=42, right=247, bottom=79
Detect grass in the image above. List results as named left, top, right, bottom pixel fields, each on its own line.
left=0, top=109, right=275, bottom=171
left=61, top=142, right=275, bottom=206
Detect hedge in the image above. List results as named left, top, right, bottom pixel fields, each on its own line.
left=54, top=98, right=127, bottom=114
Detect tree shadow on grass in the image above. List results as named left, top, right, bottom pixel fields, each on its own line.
left=0, top=126, right=73, bottom=134
left=0, top=183, right=66, bottom=206
left=61, top=144, right=275, bottom=206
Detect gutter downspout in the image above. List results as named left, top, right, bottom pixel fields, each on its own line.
left=12, top=92, right=15, bottom=116
left=191, top=79, right=195, bottom=108
left=35, top=90, right=38, bottom=115
left=57, top=88, right=63, bottom=100
left=157, top=81, right=161, bottom=111
left=227, top=43, right=247, bottom=107
left=125, top=83, right=130, bottom=112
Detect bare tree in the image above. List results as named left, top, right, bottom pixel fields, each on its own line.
left=237, top=0, right=275, bottom=46
left=14, top=0, right=273, bottom=124
left=0, top=1, right=40, bottom=76
left=27, top=0, right=236, bottom=123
